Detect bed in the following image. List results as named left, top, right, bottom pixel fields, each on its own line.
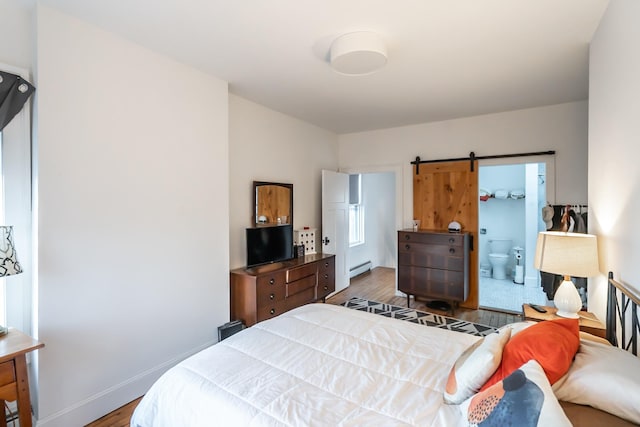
left=131, top=272, right=640, bottom=426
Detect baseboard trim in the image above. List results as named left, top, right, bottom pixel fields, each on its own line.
left=349, top=261, right=372, bottom=278
left=36, top=340, right=215, bottom=427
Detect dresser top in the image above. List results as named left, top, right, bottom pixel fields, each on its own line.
left=232, top=253, right=335, bottom=276
left=399, top=228, right=467, bottom=235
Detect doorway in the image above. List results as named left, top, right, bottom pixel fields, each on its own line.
left=478, top=162, right=549, bottom=312
left=348, top=171, right=397, bottom=280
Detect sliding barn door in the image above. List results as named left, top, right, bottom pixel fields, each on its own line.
left=413, top=161, right=479, bottom=308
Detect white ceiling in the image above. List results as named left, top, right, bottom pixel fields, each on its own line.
left=30, top=0, right=610, bottom=133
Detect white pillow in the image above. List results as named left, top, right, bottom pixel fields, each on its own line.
left=498, top=320, right=535, bottom=336
left=444, top=327, right=511, bottom=404
left=553, top=339, right=640, bottom=424
left=460, top=360, right=572, bottom=426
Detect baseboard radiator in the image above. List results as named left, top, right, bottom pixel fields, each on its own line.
left=349, top=261, right=372, bottom=278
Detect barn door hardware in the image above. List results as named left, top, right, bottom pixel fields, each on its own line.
left=410, top=150, right=556, bottom=174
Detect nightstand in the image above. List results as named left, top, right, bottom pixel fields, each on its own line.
left=0, top=329, right=44, bottom=427
left=522, top=304, right=606, bottom=339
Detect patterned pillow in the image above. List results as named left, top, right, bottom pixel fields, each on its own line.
left=460, top=360, right=572, bottom=427
left=444, top=327, right=511, bottom=404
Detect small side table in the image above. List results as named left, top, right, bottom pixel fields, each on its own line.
left=522, top=304, right=606, bottom=339
left=0, top=329, right=44, bottom=427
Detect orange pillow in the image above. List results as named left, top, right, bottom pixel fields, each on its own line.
left=481, top=318, right=579, bottom=391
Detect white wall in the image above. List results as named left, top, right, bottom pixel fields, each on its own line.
left=228, top=94, right=338, bottom=269
left=338, top=101, right=589, bottom=230
left=35, top=6, right=230, bottom=426
left=0, top=0, right=33, bottom=70
left=589, top=0, right=640, bottom=322
left=349, top=172, right=396, bottom=270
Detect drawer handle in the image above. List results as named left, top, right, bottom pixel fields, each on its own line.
left=325, top=262, right=329, bottom=267
left=269, top=293, right=275, bottom=300
left=323, top=285, right=328, bottom=290
left=405, top=244, right=410, bottom=250
left=324, top=274, right=328, bottom=279
left=449, top=248, right=455, bottom=254
left=269, top=278, right=275, bottom=285
left=405, top=234, right=410, bottom=240
left=449, top=238, right=455, bottom=243
left=270, top=308, right=276, bottom=315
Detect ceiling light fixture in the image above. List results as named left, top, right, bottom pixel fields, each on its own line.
left=329, top=31, right=387, bottom=76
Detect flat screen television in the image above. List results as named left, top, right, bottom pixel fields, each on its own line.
left=246, top=224, right=293, bottom=267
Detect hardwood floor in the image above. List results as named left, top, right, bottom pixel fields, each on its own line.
left=86, top=266, right=520, bottom=426
left=85, top=397, right=142, bottom=427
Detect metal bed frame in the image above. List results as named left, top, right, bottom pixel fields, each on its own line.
left=606, top=271, right=640, bottom=356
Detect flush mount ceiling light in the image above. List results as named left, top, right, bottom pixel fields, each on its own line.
left=329, top=31, right=387, bottom=75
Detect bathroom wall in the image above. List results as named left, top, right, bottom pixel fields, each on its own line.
left=479, top=164, right=527, bottom=273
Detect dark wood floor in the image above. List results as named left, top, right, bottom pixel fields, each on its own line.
left=86, top=267, right=520, bottom=426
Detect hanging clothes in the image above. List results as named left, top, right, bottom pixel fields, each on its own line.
left=540, top=204, right=589, bottom=308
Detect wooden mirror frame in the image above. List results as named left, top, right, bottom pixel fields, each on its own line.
left=253, top=181, right=293, bottom=227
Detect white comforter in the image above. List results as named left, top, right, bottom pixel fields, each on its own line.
left=131, top=303, right=478, bottom=426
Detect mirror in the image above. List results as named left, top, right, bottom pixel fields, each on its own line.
left=253, top=181, right=293, bottom=227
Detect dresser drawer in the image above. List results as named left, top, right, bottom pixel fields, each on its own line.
left=286, top=274, right=317, bottom=298
left=398, top=266, right=468, bottom=301
left=317, top=281, right=335, bottom=299
left=256, top=282, right=286, bottom=305
left=398, top=231, right=464, bottom=246
left=286, top=263, right=317, bottom=283
left=318, top=258, right=335, bottom=282
left=0, top=360, right=15, bottom=387
left=257, top=300, right=287, bottom=322
left=256, top=271, right=286, bottom=287
left=398, top=243, right=464, bottom=271
left=285, top=286, right=316, bottom=310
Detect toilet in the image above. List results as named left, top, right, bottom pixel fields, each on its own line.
left=488, top=239, right=512, bottom=280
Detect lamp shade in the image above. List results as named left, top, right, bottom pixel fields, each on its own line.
left=534, top=231, right=599, bottom=318
left=534, top=232, right=599, bottom=278
left=0, top=226, right=22, bottom=277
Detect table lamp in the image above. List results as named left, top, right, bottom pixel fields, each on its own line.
left=0, top=225, right=22, bottom=336
left=534, top=231, right=599, bottom=318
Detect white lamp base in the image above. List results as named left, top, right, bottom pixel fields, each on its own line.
left=555, top=310, right=580, bottom=319
left=553, top=277, right=583, bottom=319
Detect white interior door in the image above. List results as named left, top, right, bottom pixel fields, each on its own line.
left=322, top=170, right=349, bottom=294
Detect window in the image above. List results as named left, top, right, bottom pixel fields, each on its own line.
left=0, top=64, right=33, bottom=335
left=349, top=204, right=364, bottom=246
left=0, top=131, right=4, bottom=326
left=348, top=174, right=364, bottom=247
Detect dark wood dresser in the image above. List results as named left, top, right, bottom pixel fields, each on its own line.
left=397, top=229, right=470, bottom=309
left=230, top=253, right=335, bottom=326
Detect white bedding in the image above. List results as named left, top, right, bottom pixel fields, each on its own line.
left=131, top=303, right=478, bottom=426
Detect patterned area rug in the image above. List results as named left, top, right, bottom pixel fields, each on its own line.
left=341, top=297, right=497, bottom=337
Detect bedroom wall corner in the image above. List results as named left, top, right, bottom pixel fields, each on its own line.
left=35, top=5, right=230, bottom=426
left=228, top=94, right=338, bottom=269
left=588, top=0, right=640, bottom=323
